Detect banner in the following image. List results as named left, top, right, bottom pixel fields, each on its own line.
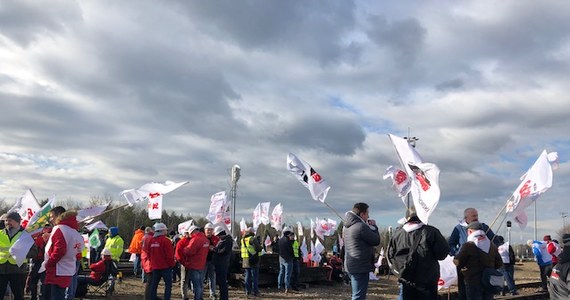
left=120, top=181, right=188, bottom=219
left=300, top=237, right=309, bottom=263
left=388, top=134, right=441, bottom=224
left=207, top=191, right=229, bottom=224
left=315, top=217, right=337, bottom=238
left=270, top=203, right=283, bottom=231
left=505, top=150, right=557, bottom=229
left=253, top=203, right=261, bottom=230
left=297, top=221, right=303, bottom=237
left=85, top=220, right=108, bottom=232
left=147, top=194, right=163, bottom=220
left=10, top=196, right=56, bottom=266
left=260, top=202, right=270, bottom=225
left=178, top=219, right=194, bottom=233
left=287, top=153, right=331, bottom=202
left=8, top=189, right=40, bottom=229
left=240, top=218, right=247, bottom=235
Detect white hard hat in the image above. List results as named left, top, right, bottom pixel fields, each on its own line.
left=214, top=226, right=226, bottom=236
left=205, top=223, right=214, bottom=229
left=187, top=225, right=199, bottom=234
left=102, top=248, right=112, bottom=256
left=153, top=223, right=167, bottom=231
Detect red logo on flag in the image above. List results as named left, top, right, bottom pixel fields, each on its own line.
left=149, top=192, right=161, bottom=199
left=395, top=170, right=407, bottom=185
left=518, top=180, right=532, bottom=199
left=438, top=278, right=445, bottom=286
left=152, top=202, right=159, bottom=209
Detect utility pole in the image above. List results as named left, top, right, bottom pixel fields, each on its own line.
left=506, top=220, right=512, bottom=245
left=230, top=165, right=241, bottom=239
left=404, top=128, right=418, bottom=209
left=562, top=211, right=568, bottom=232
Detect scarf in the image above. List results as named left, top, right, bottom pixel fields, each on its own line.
left=467, top=229, right=490, bottom=253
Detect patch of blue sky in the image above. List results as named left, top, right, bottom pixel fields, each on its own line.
left=8, top=152, right=85, bottom=170
left=328, top=96, right=360, bottom=114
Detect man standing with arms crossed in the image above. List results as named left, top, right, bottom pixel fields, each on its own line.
left=343, top=202, right=380, bottom=300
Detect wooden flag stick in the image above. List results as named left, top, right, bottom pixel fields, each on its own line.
left=324, top=201, right=345, bottom=222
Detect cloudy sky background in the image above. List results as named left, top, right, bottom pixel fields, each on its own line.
left=1, top=0, right=569, bottom=243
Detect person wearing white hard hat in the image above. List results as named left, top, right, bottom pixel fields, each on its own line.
left=183, top=225, right=210, bottom=300
left=203, top=223, right=219, bottom=300
left=175, top=225, right=192, bottom=300
left=149, top=223, right=175, bottom=300
left=76, top=248, right=113, bottom=287
left=212, top=226, right=232, bottom=300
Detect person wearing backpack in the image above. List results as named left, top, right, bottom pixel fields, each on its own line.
left=388, top=206, right=449, bottom=300
left=454, top=221, right=503, bottom=300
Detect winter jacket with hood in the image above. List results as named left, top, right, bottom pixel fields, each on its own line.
left=343, top=211, right=380, bottom=274
left=128, top=228, right=145, bottom=255
left=388, top=220, right=450, bottom=288
left=550, top=240, right=570, bottom=299
left=140, top=232, right=154, bottom=274
left=42, top=211, right=85, bottom=288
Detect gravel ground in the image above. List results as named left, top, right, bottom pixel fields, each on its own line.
left=87, top=262, right=546, bottom=300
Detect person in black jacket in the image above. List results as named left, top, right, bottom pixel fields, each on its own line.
left=388, top=206, right=450, bottom=300
left=277, top=229, right=295, bottom=293
left=549, top=234, right=570, bottom=299
left=212, top=226, right=233, bottom=300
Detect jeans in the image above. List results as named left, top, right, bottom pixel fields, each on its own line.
left=291, top=259, right=301, bottom=289
left=244, top=266, right=259, bottom=296
left=349, top=272, right=369, bottom=300
left=151, top=268, right=173, bottom=300
left=465, top=283, right=493, bottom=300
left=214, top=262, right=229, bottom=300
left=278, top=257, right=293, bottom=290
left=133, top=254, right=141, bottom=276
left=143, top=272, right=152, bottom=300
left=206, top=261, right=216, bottom=298
left=188, top=268, right=205, bottom=300
left=65, top=260, right=80, bottom=299
left=0, top=273, right=26, bottom=300
left=43, top=284, right=66, bottom=300
left=500, top=265, right=516, bottom=293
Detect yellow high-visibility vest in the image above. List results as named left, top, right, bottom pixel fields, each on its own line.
left=240, top=236, right=259, bottom=258
left=0, top=230, right=23, bottom=264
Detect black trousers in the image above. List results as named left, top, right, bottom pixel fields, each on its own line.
left=0, top=273, right=27, bottom=300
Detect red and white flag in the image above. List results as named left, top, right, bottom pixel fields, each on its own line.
left=207, top=191, right=229, bottom=224
left=297, top=221, right=304, bottom=237
left=120, top=181, right=188, bottom=220
left=315, top=217, right=337, bottom=238
left=264, top=235, right=272, bottom=247
left=240, top=218, right=247, bottom=235
left=383, top=165, right=411, bottom=200
left=300, top=237, right=309, bottom=263
left=8, top=189, right=40, bottom=229
left=287, top=153, right=331, bottom=203
left=270, top=203, right=283, bottom=231
left=253, top=203, right=270, bottom=230
left=77, top=203, right=109, bottom=224
left=438, top=255, right=458, bottom=290
left=388, top=134, right=441, bottom=224
left=506, top=150, right=557, bottom=229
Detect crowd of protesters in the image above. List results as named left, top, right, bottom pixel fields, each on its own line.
left=1, top=201, right=569, bottom=300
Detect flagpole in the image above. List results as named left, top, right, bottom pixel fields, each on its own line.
left=323, top=201, right=345, bottom=222
left=486, top=197, right=511, bottom=233
left=403, top=128, right=418, bottom=209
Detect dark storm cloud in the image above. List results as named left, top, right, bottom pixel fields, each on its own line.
left=0, top=0, right=82, bottom=47
left=173, top=0, right=358, bottom=64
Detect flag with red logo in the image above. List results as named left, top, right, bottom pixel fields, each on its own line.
left=505, top=150, right=557, bottom=229
left=388, top=134, right=441, bottom=224
left=297, top=221, right=304, bottom=237
left=240, top=217, right=247, bottom=235
left=253, top=203, right=262, bottom=230
left=438, top=255, right=457, bottom=290
left=287, top=153, right=331, bottom=203
left=7, top=189, right=41, bottom=229
left=120, top=181, right=188, bottom=220
left=207, top=191, right=229, bottom=224
left=383, top=166, right=411, bottom=200
left=270, top=203, right=283, bottom=231
left=315, top=217, right=337, bottom=238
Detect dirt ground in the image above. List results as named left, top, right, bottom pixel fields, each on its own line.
left=97, top=262, right=545, bottom=300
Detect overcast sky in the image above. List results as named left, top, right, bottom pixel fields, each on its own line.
left=1, top=0, right=569, bottom=243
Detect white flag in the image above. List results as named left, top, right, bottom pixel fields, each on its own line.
left=287, top=153, right=331, bottom=203
left=240, top=218, right=247, bottom=235
left=178, top=219, right=194, bottom=233
left=147, top=194, right=163, bottom=220
left=311, top=240, right=321, bottom=263
left=207, top=191, right=228, bottom=224
left=338, top=233, right=344, bottom=249
left=388, top=134, right=441, bottom=224
left=300, top=237, right=309, bottom=262
left=260, top=202, right=271, bottom=225
left=383, top=165, right=411, bottom=200
left=8, top=189, right=41, bottom=229
left=270, top=203, right=283, bottom=231
left=85, top=220, right=108, bottom=232
left=253, top=203, right=262, bottom=230
left=310, top=219, right=315, bottom=239
left=297, top=221, right=304, bottom=237
left=438, top=255, right=458, bottom=290
left=505, top=150, right=557, bottom=229
left=375, top=247, right=385, bottom=268
left=77, top=203, right=109, bottom=224
left=222, top=210, right=232, bottom=234
left=121, top=180, right=188, bottom=207
left=264, top=235, right=272, bottom=247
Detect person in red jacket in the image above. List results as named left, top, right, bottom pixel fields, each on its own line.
left=140, top=227, right=154, bottom=300
left=175, top=229, right=191, bottom=300
left=77, top=248, right=113, bottom=284
left=128, top=226, right=145, bottom=277
left=26, top=225, right=51, bottom=300
left=149, top=223, right=175, bottom=300
left=183, top=225, right=210, bottom=300
left=40, top=211, right=85, bottom=300
left=204, top=223, right=220, bottom=300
